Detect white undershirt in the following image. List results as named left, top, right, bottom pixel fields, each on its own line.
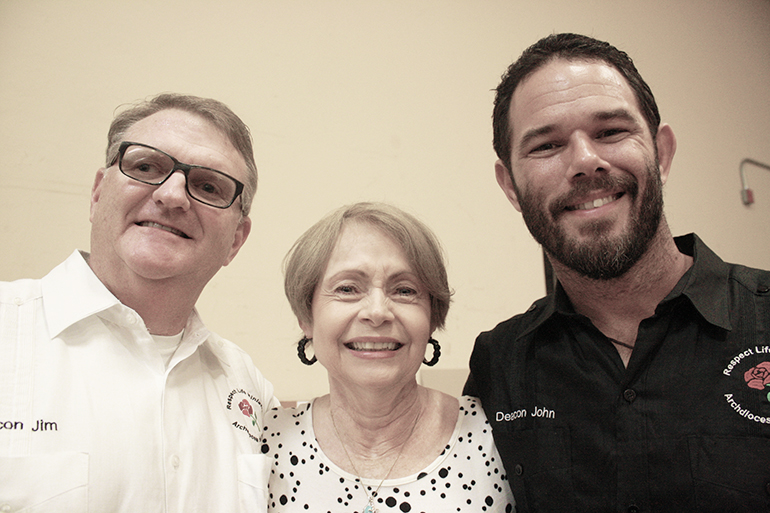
left=152, top=330, right=184, bottom=368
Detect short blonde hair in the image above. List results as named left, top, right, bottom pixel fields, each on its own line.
left=284, top=202, right=452, bottom=330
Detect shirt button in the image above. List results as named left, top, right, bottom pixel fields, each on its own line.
left=627, top=506, right=639, bottom=513
left=14, top=297, right=23, bottom=306
left=171, top=455, right=180, bottom=469
left=765, top=480, right=770, bottom=496
left=0, top=504, right=11, bottom=512
left=623, top=389, right=637, bottom=403
left=514, top=464, right=523, bottom=476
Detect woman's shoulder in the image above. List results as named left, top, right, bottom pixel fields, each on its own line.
left=456, top=395, right=494, bottom=433
left=458, top=395, right=485, bottom=416
left=261, top=401, right=320, bottom=468
left=443, top=397, right=507, bottom=481
left=416, top=391, right=490, bottom=444
left=262, top=401, right=313, bottom=434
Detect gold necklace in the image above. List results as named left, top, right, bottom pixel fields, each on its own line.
left=329, top=405, right=421, bottom=513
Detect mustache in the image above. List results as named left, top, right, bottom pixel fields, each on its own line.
left=550, top=174, right=638, bottom=217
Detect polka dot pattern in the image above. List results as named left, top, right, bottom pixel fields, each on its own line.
left=262, top=396, right=514, bottom=512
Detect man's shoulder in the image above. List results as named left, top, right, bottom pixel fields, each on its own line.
left=687, top=233, right=770, bottom=291
left=477, top=295, right=551, bottom=344
left=725, top=261, right=770, bottom=292
left=200, top=331, right=278, bottom=409
left=0, top=276, right=42, bottom=304
left=203, top=332, right=258, bottom=369
left=1, top=252, right=87, bottom=306
left=465, top=297, right=550, bottom=396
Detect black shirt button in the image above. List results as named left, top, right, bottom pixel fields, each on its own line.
left=514, top=464, right=523, bottom=476
left=765, top=480, right=770, bottom=496
left=627, top=506, right=639, bottom=513
left=758, top=285, right=769, bottom=294
left=623, top=389, right=637, bottom=402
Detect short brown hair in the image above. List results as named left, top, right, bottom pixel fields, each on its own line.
left=284, top=202, right=452, bottom=330
left=106, top=93, right=258, bottom=215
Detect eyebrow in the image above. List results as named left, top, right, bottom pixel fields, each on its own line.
left=517, top=124, right=556, bottom=154
left=594, top=108, right=637, bottom=124
left=323, top=269, right=421, bottom=285
left=516, top=108, right=640, bottom=154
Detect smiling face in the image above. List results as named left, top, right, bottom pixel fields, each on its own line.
left=303, top=221, right=432, bottom=391
left=89, top=108, right=251, bottom=294
left=496, top=58, right=675, bottom=279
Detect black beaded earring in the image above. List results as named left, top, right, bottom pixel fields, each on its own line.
left=423, top=338, right=441, bottom=366
left=297, top=336, right=317, bottom=365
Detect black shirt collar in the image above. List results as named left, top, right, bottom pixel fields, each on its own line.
left=526, top=233, right=732, bottom=337
left=668, top=233, right=732, bottom=331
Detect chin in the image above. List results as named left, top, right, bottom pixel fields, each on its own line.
left=125, top=252, right=189, bottom=281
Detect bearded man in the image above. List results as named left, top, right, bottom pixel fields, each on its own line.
left=465, top=33, right=770, bottom=513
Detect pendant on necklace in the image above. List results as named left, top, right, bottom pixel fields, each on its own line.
left=363, top=497, right=377, bottom=513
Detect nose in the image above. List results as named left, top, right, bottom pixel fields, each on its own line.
left=152, top=170, right=191, bottom=211
left=566, top=133, right=610, bottom=180
left=359, top=288, right=395, bottom=326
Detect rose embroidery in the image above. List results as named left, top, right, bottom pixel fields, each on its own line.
left=744, top=361, right=770, bottom=402
left=239, top=399, right=258, bottom=425
left=239, top=399, right=253, bottom=415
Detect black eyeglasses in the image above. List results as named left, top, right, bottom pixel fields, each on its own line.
left=112, top=141, right=245, bottom=209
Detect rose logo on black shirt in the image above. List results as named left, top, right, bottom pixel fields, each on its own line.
left=744, top=361, right=770, bottom=402
left=722, top=348, right=770, bottom=424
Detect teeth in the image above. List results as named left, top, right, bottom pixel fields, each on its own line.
left=573, top=194, right=618, bottom=211
left=348, top=341, right=401, bottom=351
left=139, top=222, right=188, bottom=238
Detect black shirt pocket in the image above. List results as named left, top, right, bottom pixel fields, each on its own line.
left=493, top=426, right=575, bottom=513
left=688, top=435, right=770, bottom=512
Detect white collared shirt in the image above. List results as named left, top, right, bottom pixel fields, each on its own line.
left=0, top=250, right=280, bottom=512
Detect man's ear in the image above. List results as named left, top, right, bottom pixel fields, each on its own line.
left=90, top=168, right=107, bottom=222
left=223, top=215, right=252, bottom=266
left=495, top=159, right=522, bottom=212
left=655, top=124, right=677, bottom=185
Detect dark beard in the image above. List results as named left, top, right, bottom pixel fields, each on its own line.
left=517, top=160, right=664, bottom=280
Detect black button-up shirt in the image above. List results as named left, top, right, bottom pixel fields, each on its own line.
left=465, top=234, right=770, bottom=512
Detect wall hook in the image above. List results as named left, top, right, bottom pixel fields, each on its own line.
left=740, top=158, right=770, bottom=205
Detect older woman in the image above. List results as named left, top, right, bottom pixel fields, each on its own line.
left=262, top=202, right=514, bottom=512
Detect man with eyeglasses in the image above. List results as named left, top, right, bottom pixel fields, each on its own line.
left=0, top=93, right=279, bottom=512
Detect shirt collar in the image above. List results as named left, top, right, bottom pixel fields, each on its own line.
left=666, top=233, right=732, bottom=331
left=177, top=309, right=232, bottom=368
left=520, top=233, right=732, bottom=338
left=41, top=250, right=122, bottom=338
left=40, top=250, right=229, bottom=367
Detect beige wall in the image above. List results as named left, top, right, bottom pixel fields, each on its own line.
left=2, top=0, right=769, bottom=402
